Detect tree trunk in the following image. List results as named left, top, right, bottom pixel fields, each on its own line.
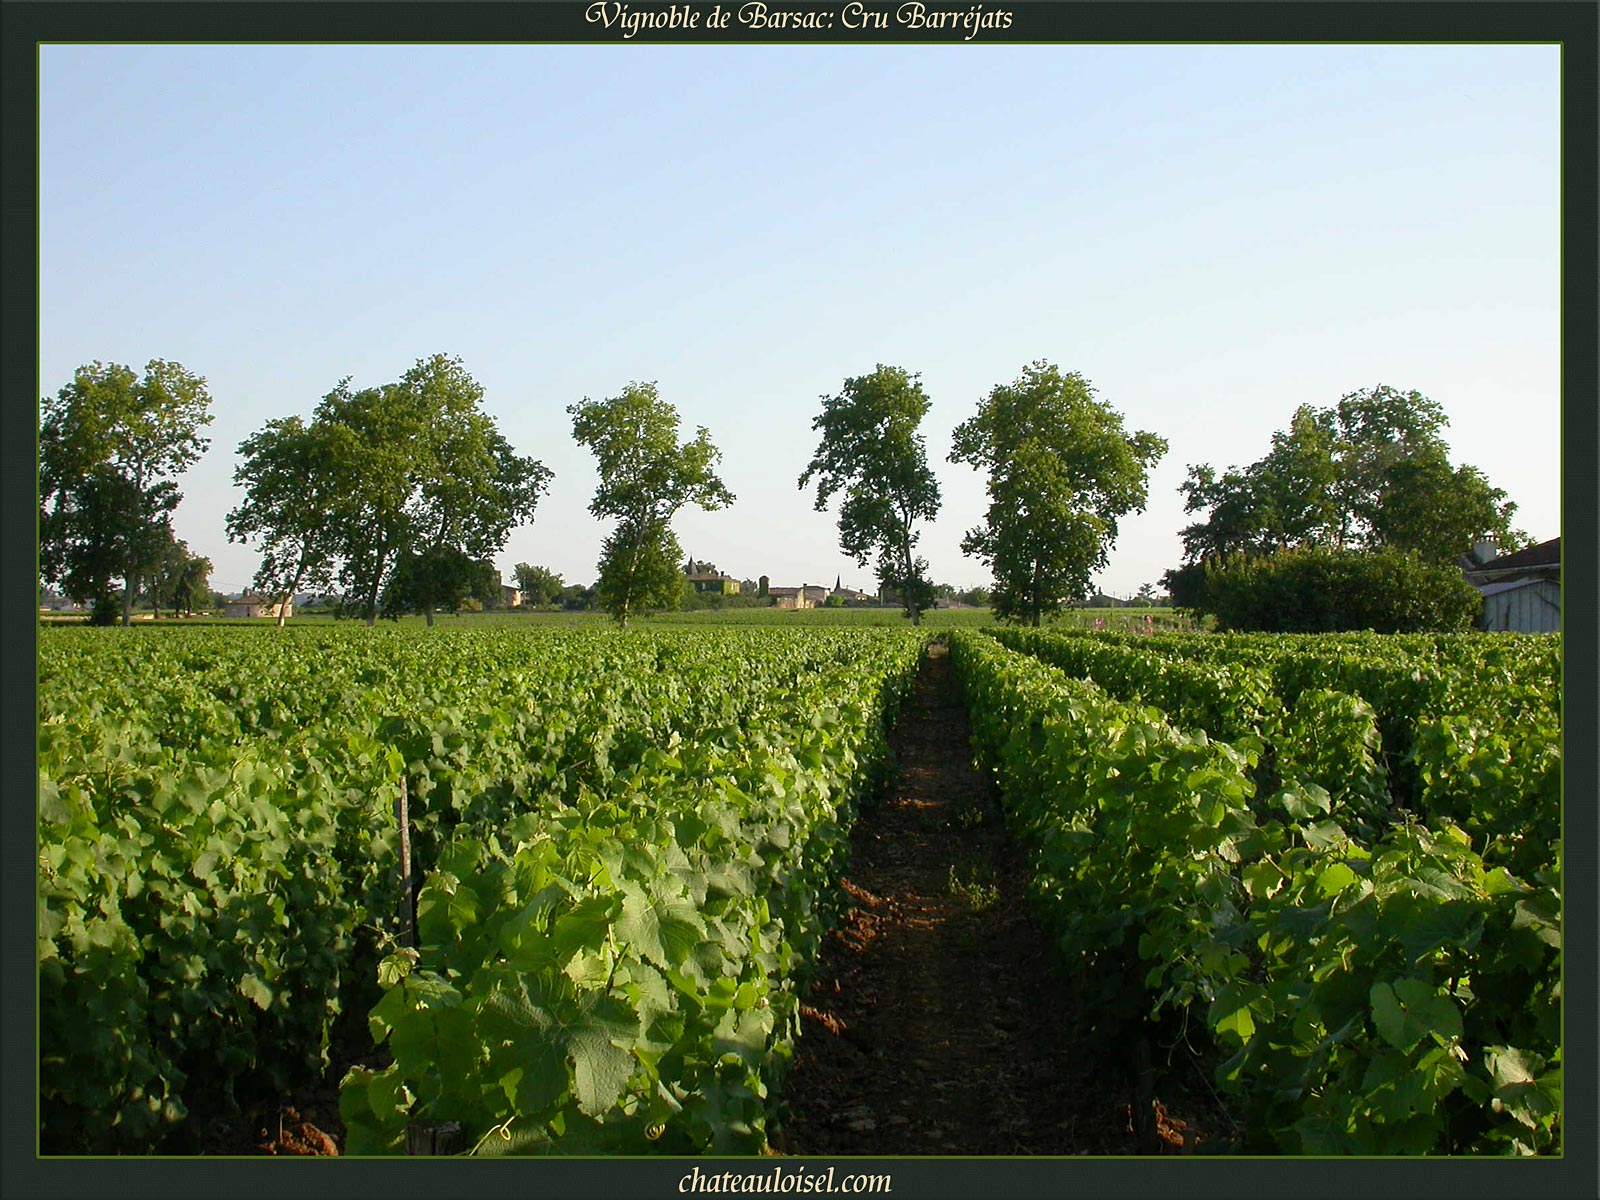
left=425, top=609, right=435, bottom=627
left=123, top=466, right=145, bottom=627
left=617, top=518, right=645, bottom=628
left=364, top=548, right=388, bottom=627
left=277, top=561, right=308, bottom=629
left=901, top=531, right=920, bottom=625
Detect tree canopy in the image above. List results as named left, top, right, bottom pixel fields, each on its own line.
left=1165, top=383, right=1524, bottom=624
left=568, top=382, right=733, bottom=627
left=513, top=563, right=565, bottom=608
left=949, top=362, right=1166, bottom=626
left=379, top=545, right=499, bottom=621
left=226, top=415, right=353, bottom=625
left=594, top=520, right=688, bottom=625
left=229, top=354, right=550, bottom=625
left=1174, top=385, right=1521, bottom=571
left=141, top=533, right=212, bottom=618
left=40, top=360, right=214, bottom=625
left=799, top=365, right=942, bottom=625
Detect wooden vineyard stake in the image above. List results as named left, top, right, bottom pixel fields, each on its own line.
left=405, top=1121, right=464, bottom=1156
left=396, top=773, right=415, bottom=949
left=1133, top=1033, right=1159, bottom=1154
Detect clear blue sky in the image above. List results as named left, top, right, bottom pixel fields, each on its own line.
left=39, top=43, right=1560, bottom=597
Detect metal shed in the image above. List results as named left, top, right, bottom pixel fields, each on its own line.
left=1478, top=579, right=1560, bottom=633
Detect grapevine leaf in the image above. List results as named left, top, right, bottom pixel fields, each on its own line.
left=1211, top=997, right=1255, bottom=1046
left=377, top=948, right=419, bottom=988
left=238, top=974, right=273, bottom=1010
left=496, top=1041, right=569, bottom=1116
left=553, top=894, right=617, bottom=964
left=712, top=1004, right=774, bottom=1068
left=1301, top=820, right=1349, bottom=851
left=1371, top=979, right=1461, bottom=1053
left=615, top=878, right=704, bottom=972
left=563, top=993, right=639, bottom=1116
left=1242, top=861, right=1282, bottom=901
left=38, top=779, right=71, bottom=826
left=1315, top=862, right=1359, bottom=899
left=1370, top=982, right=1408, bottom=1050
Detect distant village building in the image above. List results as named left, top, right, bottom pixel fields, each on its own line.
left=829, top=574, right=876, bottom=604
left=685, top=557, right=741, bottom=595
left=746, top=571, right=881, bottom=609
left=686, top=572, right=741, bottom=595
left=763, top=579, right=874, bottom=609
left=1462, top=537, right=1560, bottom=633
left=500, top=583, right=523, bottom=609
left=223, top=594, right=293, bottom=619
left=766, top=585, right=815, bottom=610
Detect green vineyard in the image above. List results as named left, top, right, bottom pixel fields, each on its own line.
left=37, top=623, right=1561, bottom=1156
left=951, top=627, right=1561, bottom=1155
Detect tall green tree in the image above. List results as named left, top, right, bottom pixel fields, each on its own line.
left=513, top=563, right=565, bottom=608
left=169, top=549, right=213, bottom=616
left=799, top=365, right=942, bottom=626
left=569, top=382, right=734, bottom=628
left=949, top=362, right=1166, bottom=627
left=1369, top=452, right=1523, bottom=565
left=1177, top=405, right=1341, bottom=558
left=595, top=520, right=688, bottom=624
left=379, top=545, right=499, bottom=621
left=1253, top=405, right=1344, bottom=549
left=39, top=360, right=214, bottom=625
left=41, top=467, right=161, bottom=625
left=1173, top=384, right=1521, bottom=577
left=1326, top=384, right=1451, bottom=549
left=226, top=414, right=355, bottom=627
left=140, top=531, right=212, bottom=618
left=333, top=356, right=552, bottom=625
left=230, top=355, right=551, bottom=627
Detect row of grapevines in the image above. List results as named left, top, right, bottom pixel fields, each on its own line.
left=949, top=630, right=1561, bottom=1155
left=339, top=631, right=925, bottom=1156
left=1265, top=641, right=1559, bottom=877
left=39, top=626, right=683, bottom=1150
left=989, top=627, right=1392, bottom=837
left=995, top=627, right=1560, bottom=875
left=37, top=625, right=918, bottom=1152
left=1044, top=626, right=1559, bottom=678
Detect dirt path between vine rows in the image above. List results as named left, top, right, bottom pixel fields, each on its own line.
left=771, top=641, right=1219, bottom=1157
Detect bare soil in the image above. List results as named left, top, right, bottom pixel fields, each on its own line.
left=770, top=641, right=1226, bottom=1156
left=195, top=1008, right=385, bottom=1156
